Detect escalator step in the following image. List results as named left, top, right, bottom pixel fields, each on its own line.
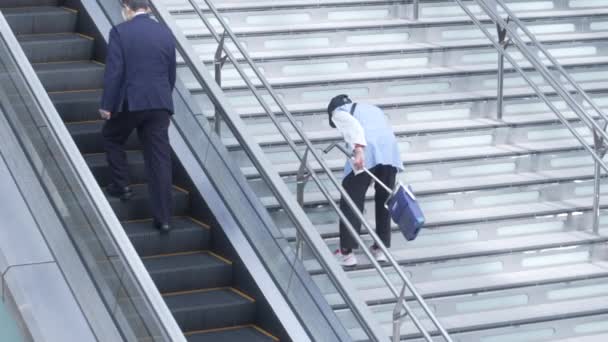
left=105, top=184, right=189, bottom=221
left=3, top=6, right=77, bottom=35
left=144, top=251, right=233, bottom=293
left=0, top=0, right=59, bottom=8
left=124, top=217, right=211, bottom=257
left=68, top=121, right=141, bottom=154
left=50, top=89, right=102, bottom=123
left=19, top=33, right=94, bottom=63
left=164, top=288, right=256, bottom=332
left=86, top=151, right=147, bottom=186
left=187, top=326, right=278, bottom=342
left=34, top=61, right=104, bottom=92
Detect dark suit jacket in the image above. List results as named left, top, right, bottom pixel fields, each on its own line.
left=100, top=14, right=176, bottom=115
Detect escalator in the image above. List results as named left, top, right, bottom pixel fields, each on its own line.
left=0, top=0, right=286, bottom=340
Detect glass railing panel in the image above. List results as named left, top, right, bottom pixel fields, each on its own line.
left=0, top=301, right=24, bottom=342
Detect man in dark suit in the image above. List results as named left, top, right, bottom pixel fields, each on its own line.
left=99, top=0, right=176, bottom=232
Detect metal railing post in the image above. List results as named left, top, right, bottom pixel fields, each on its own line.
left=214, top=31, right=228, bottom=136
left=392, top=283, right=409, bottom=342
left=593, top=129, right=607, bottom=234
left=295, top=147, right=311, bottom=260
left=496, top=18, right=511, bottom=120
left=413, top=0, right=420, bottom=20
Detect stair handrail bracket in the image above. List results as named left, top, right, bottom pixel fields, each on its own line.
left=149, top=0, right=453, bottom=340
left=454, top=0, right=608, bottom=234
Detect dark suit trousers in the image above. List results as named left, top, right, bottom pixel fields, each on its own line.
left=339, top=164, right=397, bottom=251
left=102, top=110, right=172, bottom=224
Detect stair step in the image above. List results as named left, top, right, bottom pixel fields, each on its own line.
left=144, top=251, right=233, bottom=293
left=185, top=14, right=608, bottom=65
left=186, top=325, right=278, bottom=342
left=124, top=217, right=211, bottom=257
left=68, top=121, right=141, bottom=154
left=164, top=288, right=256, bottom=332
left=34, top=61, right=104, bottom=92
left=86, top=151, right=147, bottom=187
left=19, top=33, right=94, bottom=63
left=3, top=6, right=77, bottom=35
left=177, top=7, right=608, bottom=38
left=0, top=0, right=59, bottom=8
left=342, top=283, right=608, bottom=340
left=105, top=184, right=189, bottom=221
left=323, top=254, right=608, bottom=308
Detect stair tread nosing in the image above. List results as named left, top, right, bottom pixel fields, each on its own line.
left=124, top=217, right=211, bottom=257
left=105, top=184, right=190, bottom=220
left=3, top=6, right=77, bottom=35
left=34, top=61, right=104, bottom=92
left=144, top=252, right=233, bottom=292
left=186, top=325, right=277, bottom=342
left=164, top=288, right=256, bottom=332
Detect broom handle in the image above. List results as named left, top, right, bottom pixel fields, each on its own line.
left=359, top=167, right=393, bottom=194
left=324, top=142, right=394, bottom=193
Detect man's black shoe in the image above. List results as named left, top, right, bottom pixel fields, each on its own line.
left=106, top=184, right=133, bottom=201
left=154, top=220, right=171, bottom=233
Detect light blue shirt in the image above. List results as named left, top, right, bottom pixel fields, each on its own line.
left=334, top=102, right=404, bottom=176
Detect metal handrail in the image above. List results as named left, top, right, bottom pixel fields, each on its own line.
left=0, top=10, right=186, bottom=342
left=477, top=1, right=608, bottom=144
left=453, top=0, right=608, bottom=232
left=153, top=0, right=453, bottom=340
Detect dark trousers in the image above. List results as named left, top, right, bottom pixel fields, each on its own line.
left=339, top=164, right=397, bottom=251
left=102, top=109, right=173, bottom=224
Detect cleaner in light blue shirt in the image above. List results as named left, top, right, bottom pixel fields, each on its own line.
left=328, top=94, right=404, bottom=267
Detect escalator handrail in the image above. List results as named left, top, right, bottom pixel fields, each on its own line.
left=0, top=12, right=186, bottom=342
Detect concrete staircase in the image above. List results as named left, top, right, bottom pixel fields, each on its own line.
left=162, top=0, right=608, bottom=340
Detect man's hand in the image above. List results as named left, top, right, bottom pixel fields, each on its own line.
left=99, top=109, right=112, bottom=120
left=353, top=145, right=365, bottom=170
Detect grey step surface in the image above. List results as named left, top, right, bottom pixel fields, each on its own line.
left=338, top=275, right=608, bottom=340
left=19, top=33, right=94, bottom=63
left=2, top=6, right=77, bottom=35
left=316, top=242, right=608, bottom=306
left=238, top=123, right=594, bottom=179
left=304, top=212, right=608, bottom=273
left=34, top=61, right=104, bottom=92
left=211, top=65, right=608, bottom=117
left=182, top=14, right=608, bottom=62
left=50, top=89, right=103, bottom=123
left=124, top=217, right=211, bottom=257
left=69, top=121, right=141, bottom=154
left=0, top=0, right=58, bottom=8
left=275, top=180, right=608, bottom=238
left=442, top=313, right=608, bottom=342
left=144, top=251, right=233, bottom=293
left=86, top=151, right=147, bottom=186
left=104, top=184, right=190, bottom=221
left=174, top=5, right=608, bottom=38
left=182, top=44, right=608, bottom=90
left=164, top=288, right=256, bottom=332
left=186, top=326, right=277, bottom=342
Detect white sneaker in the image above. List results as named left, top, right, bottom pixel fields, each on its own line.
left=335, top=249, right=358, bottom=267
left=370, top=245, right=388, bottom=263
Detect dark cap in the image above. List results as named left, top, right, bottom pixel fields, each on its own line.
left=327, top=94, right=352, bottom=128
